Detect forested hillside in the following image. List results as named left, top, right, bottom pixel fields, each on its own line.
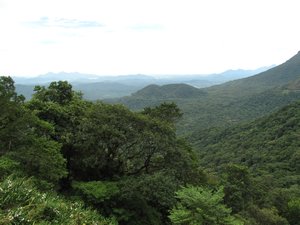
left=190, top=101, right=300, bottom=224
left=207, top=51, right=300, bottom=97
left=192, top=100, right=300, bottom=182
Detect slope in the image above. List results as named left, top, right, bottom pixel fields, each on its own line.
left=192, top=100, right=300, bottom=186
left=207, top=51, right=300, bottom=97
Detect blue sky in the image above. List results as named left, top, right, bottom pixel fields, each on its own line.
left=0, top=0, right=300, bottom=77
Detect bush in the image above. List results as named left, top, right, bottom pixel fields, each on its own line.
left=0, top=176, right=117, bottom=224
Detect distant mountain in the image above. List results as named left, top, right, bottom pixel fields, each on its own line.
left=207, top=51, right=300, bottom=97
left=13, top=67, right=273, bottom=86
left=184, top=66, right=275, bottom=87
left=15, top=84, right=36, bottom=100
left=112, top=51, right=300, bottom=134
left=73, top=82, right=140, bottom=100
left=15, top=82, right=142, bottom=100
left=13, top=72, right=156, bottom=85
left=14, top=73, right=157, bottom=100
left=13, top=66, right=273, bottom=100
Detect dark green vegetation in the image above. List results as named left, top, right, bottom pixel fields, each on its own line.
left=113, top=52, right=300, bottom=134
left=107, top=52, right=300, bottom=224
left=1, top=52, right=299, bottom=224
left=192, top=101, right=300, bottom=224
left=192, top=100, right=300, bottom=177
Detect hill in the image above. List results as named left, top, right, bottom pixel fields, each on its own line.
left=207, top=51, right=300, bottom=97
left=112, top=52, right=300, bottom=134
left=108, top=83, right=207, bottom=110
left=132, top=83, right=205, bottom=99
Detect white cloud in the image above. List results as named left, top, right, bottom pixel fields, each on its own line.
left=0, top=0, right=300, bottom=76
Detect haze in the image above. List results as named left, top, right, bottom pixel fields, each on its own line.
left=0, top=0, right=299, bottom=77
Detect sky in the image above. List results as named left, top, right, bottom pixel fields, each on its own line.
left=0, top=0, right=300, bottom=77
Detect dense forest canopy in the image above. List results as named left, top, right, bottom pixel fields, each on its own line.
left=1, top=69, right=299, bottom=224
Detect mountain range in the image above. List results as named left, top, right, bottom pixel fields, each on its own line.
left=13, top=66, right=273, bottom=100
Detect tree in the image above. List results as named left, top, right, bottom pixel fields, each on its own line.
left=0, top=76, right=24, bottom=152
left=142, top=102, right=183, bottom=124
left=0, top=76, right=24, bottom=102
left=33, top=81, right=74, bottom=105
left=27, top=81, right=88, bottom=188
left=0, top=76, right=67, bottom=186
left=247, top=205, right=289, bottom=225
left=169, top=186, right=241, bottom=225
left=223, top=164, right=253, bottom=213
left=71, top=102, right=178, bottom=180
left=286, top=198, right=300, bottom=225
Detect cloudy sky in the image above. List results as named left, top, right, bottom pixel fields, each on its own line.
left=1, top=0, right=300, bottom=77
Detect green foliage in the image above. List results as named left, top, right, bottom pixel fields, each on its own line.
left=223, top=164, right=254, bottom=213
left=0, top=76, right=67, bottom=186
left=245, top=205, right=289, bottom=225
left=169, top=185, right=241, bottom=225
left=27, top=81, right=90, bottom=188
left=116, top=172, right=179, bottom=224
left=0, top=176, right=117, bottom=224
left=0, top=76, right=24, bottom=102
left=0, top=76, right=25, bottom=152
left=73, top=181, right=119, bottom=205
left=193, top=101, right=300, bottom=187
left=72, top=102, right=187, bottom=180
left=22, top=80, right=204, bottom=224
left=286, top=198, right=300, bottom=225
left=142, top=102, right=183, bottom=124
left=12, top=136, right=67, bottom=184
left=190, top=101, right=300, bottom=223
left=0, top=156, right=20, bottom=179
left=33, top=81, right=75, bottom=105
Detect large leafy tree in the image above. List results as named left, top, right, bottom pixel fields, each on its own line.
left=26, top=81, right=89, bottom=187
left=0, top=76, right=25, bottom=152
left=72, top=102, right=180, bottom=180
left=26, top=80, right=207, bottom=224
left=0, top=76, right=67, bottom=185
